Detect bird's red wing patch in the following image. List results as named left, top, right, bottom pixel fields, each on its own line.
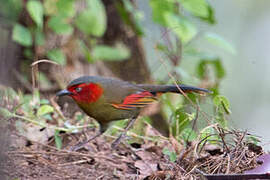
left=111, top=91, right=157, bottom=110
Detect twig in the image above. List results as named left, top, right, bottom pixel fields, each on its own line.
left=226, top=155, right=231, bottom=174
left=11, top=114, right=94, bottom=132
left=217, top=127, right=230, bottom=153
left=58, top=159, right=92, bottom=166
left=50, top=96, right=66, bottom=125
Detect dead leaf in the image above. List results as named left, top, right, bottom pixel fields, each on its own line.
left=134, top=160, right=157, bottom=177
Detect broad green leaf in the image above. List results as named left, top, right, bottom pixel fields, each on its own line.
left=213, top=95, right=231, bottom=114
left=0, top=107, right=13, bottom=118
left=35, top=28, right=45, bottom=46
left=75, top=0, right=106, bottom=37
left=56, top=0, right=75, bottom=18
left=149, top=0, right=175, bottom=26
left=178, top=0, right=209, bottom=18
left=48, top=16, right=73, bottom=35
left=54, top=130, right=62, bottom=149
left=162, top=147, right=177, bottom=162
left=37, top=105, right=54, bottom=116
left=205, top=33, right=236, bottom=54
left=43, top=114, right=53, bottom=121
left=181, top=128, right=197, bottom=141
left=92, top=44, right=130, bottom=61
left=26, top=0, right=44, bottom=28
left=44, top=0, right=57, bottom=15
left=12, top=24, right=32, bottom=47
left=47, top=49, right=66, bottom=65
left=164, top=13, right=197, bottom=44
left=199, top=127, right=218, bottom=142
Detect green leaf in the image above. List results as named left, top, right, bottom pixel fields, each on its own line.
left=205, top=33, right=236, bottom=54
left=149, top=0, right=175, bottom=26
left=37, top=105, right=54, bottom=116
left=23, top=48, right=33, bottom=59
left=212, top=59, right=225, bottom=79
left=164, top=13, right=197, bottom=44
left=0, top=107, right=13, bottom=118
left=75, top=0, right=106, bottom=37
left=162, top=147, right=177, bottom=162
left=26, top=0, right=44, bottom=28
left=40, top=99, right=50, bottom=104
left=56, top=0, right=75, bottom=18
left=35, top=28, right=45, bottom=46
left=47, top=49, right=66, bottom=65
left=181, top=128, right=197, bottom=141
left=178, top=0, right=209, bottom=18
left=54, top=130, right=62, bottom=149
left=173, top=108, right=193, bottom=134
left=44, top=0, right=57, bottom=15
left=213, top=95, right=231, bottom=114
left=116, top=0, right=144, bottom=36
left=92, top=44, right=130, bottom=61
left=247, top=135, right=261, bottom=145
left=199, top=5, right=216, bottom=24
left=12, top=24, right=32, bottom=47
left=200, top=127, right=218, bottom=142
left=48, top=16, right=73, bottom=35
left=197, top=58, right=225, bottom=79
left=197, top=60, right=207, bottom=79
left=78, top=40, right=93, bottom=63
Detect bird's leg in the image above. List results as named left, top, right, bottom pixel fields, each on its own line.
left=70, top=123, right=108, bottom=151
left=111, top=117, right=137, bottom=149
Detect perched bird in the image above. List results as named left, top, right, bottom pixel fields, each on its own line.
left=56, top=76, right=211, bottom=150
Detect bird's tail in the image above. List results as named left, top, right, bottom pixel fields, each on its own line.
left=137, top=84, right=212, bottom=94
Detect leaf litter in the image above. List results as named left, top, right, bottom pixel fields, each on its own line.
left=3, top=118, right=268, bottom=180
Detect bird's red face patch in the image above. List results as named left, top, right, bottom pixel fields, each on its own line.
left=67, top=83, right=103, bottom=103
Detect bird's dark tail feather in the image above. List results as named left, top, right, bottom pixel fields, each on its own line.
left=137, top=84, right=212, bottom=94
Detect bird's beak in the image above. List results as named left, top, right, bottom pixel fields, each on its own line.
left=56, top=89, right=73, bottom=96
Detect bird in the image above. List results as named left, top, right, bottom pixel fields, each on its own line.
left=56, top=76, right=211, bottom=150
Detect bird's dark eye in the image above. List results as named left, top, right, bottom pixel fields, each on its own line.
left=75, top=87, right=82, bottom=92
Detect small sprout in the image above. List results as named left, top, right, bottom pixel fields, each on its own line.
left=162, top=147, right=177, bottom=163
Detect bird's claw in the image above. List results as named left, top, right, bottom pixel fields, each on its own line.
left=69, top=142, right=85, bottom=151
left=111, top=133, right=132, bottom=149
left=111, top=134, right=123, bottom=149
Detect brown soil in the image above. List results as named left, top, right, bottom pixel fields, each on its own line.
left=3, top=120, right=263, bottom=180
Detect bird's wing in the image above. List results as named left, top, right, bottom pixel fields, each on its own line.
left=111, top=91, right=157, bottom=110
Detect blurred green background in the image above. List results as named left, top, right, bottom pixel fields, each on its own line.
left=140, top=0, right=270, bottom=150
